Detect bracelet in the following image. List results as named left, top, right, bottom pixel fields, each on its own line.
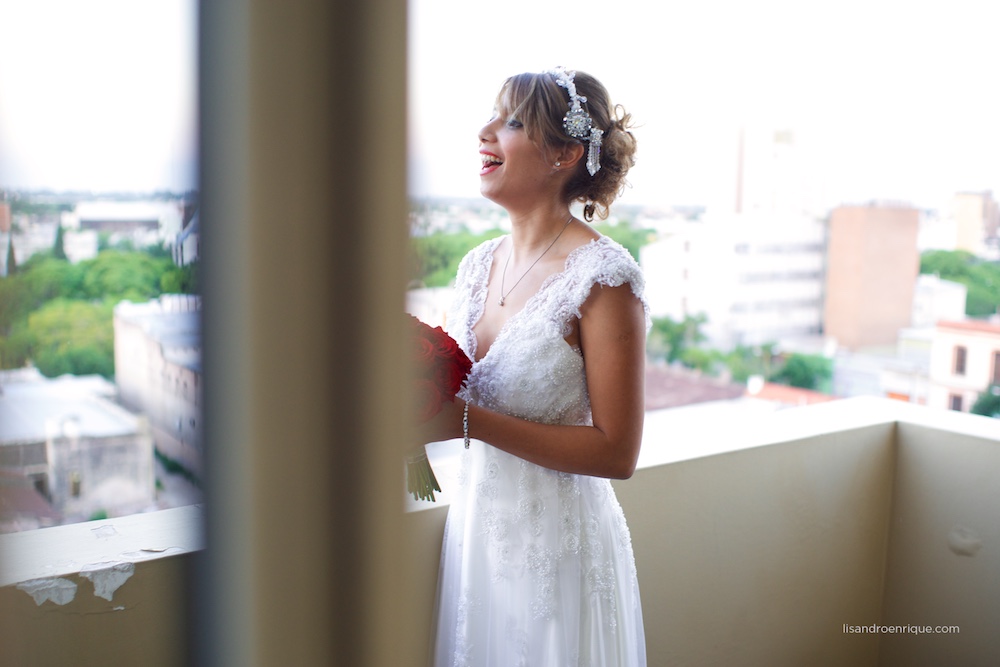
left=463, top=402, right=470, bottom=449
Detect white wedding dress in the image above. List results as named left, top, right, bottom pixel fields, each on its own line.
left=432, top=235, right=648, bottom=666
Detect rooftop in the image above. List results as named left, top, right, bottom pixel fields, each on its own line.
left=644, top=363, right=746, bottom=410
left=0, top=370, right=138, bottom=445
left=937, top=318, right=1000, bottom=335
left=115, top=297, right=202, bottom=372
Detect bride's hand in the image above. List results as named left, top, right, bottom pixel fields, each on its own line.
left=417, top=398, right=466, bottom=445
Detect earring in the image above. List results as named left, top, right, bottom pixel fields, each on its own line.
left=554, top=161, right=561, bottom=167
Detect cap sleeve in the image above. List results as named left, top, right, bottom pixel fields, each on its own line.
left=560, top=236, right=651, bottom=334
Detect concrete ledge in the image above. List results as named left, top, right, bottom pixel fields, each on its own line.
left=0, top=504, right=204, bottom=587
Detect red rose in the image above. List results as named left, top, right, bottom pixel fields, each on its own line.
left=413, top=379, right=444, bottom=423
left=431, top=325, right=461, bottom=357
left=414, top=335, right=437, bottom=371
left=407, top=314, right=472, bottom=422
left=434, top=355, right=467, bottom=398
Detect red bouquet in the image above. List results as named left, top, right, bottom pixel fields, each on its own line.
left=407, top=315, right=473, bottom=501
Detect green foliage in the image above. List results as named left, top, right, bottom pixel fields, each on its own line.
left=88, top=509, right=109, bottom=521
left=78, top=250, right=173, bottom=302
left=410, top=228, right=505, bottom=287
left=154, top=448, right=202, bottom=488
left=27, top=299, right=116, bottom=377
left=142, top=242, right=172, bottom=259
left=52, top=224, right=68, bottom=260
left=970, top=385, right=1000, bottom=418
left=678, top=347, right=721, bottom=373
left=5, top=239, right=16, bottom=275
left=920, top=249, right=975, bottom=276
left=767, top=353, right=832, bottom=391
left=9, top=200, right=73, bottom=216
left=19, top=257, right=86, bottom=302
left=0, top=325, right=33, bottom=368
left=593, top=221, right=656, bottom=262
left=160, top=262, right=200, bottom=294
left=0, top=248, right=198, bottom=375
left=0, top=258, right=85, bottom=340
left=645, top=313, right=833, bottom=394
left=647, top=314, right=707, bottom=364
left=407, top=220, right=655, bottom=288
left=920, top=249, right=1000, bottom=317
left=720, top=344, right=778, bottom=383
left=97, top=231, right=113, bottom=251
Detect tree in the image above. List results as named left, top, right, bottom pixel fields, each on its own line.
left=410, top=228, right=505, bottom=287
left=0, top=246, right=192, bottom=373
left=52, top=224, right=68, bottom=260
left=648, top=314, right=707, bottom=364
left=920, top=249, right=1000, bottom=317
left=26, top=299, right=116, bottom=377
left=19, top=257, right=85, bottom=303
left=593, top=221, right=655, bottom=262
left=920, top=249, right=975, bottom=277
left=160, top=261, right=200, bottom=294
left=721, top=343, right=778, bottom=383
left=5, top=238, right=16, bottom=275
left=971, top=385, right=1000, bottom=418
left=0, top=258, right=85, bottom=344
left=678, top=347, right=720, bottom=373
left=78, top=250, right=173, bottom=302
left=768, top=353, right=832, bottom=391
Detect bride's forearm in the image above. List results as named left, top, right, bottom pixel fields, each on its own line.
left=465, top=403, right=641, bottom=480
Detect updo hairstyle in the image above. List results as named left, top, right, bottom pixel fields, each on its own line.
left=496, top=70, right=637, bottom=221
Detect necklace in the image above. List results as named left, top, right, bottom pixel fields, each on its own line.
left=498, top=216, right=573, bottom=307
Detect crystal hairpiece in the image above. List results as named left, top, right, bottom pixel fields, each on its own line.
left=547, top=66, right=603, bottom=176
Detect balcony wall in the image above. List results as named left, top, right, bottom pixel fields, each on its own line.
left=411, top=397, right=999, bottom=666
left=1, top=398, right=998, bottom=666
left=0, top=506, right=202, bottom=667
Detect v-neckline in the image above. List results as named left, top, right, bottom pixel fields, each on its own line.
left=470, top=235, right=599, bottom=364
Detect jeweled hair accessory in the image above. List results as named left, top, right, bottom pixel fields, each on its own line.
left=547, top=66, right=603, bottom=176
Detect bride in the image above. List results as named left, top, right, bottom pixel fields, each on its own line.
left=424, top=67, right=648, bottom=666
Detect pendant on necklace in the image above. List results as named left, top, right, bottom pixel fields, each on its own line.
left=498, top=297, right=505, bottom=307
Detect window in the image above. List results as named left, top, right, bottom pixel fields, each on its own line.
left=954, top=346, right=967, bottom=375
left=0, top=4, right=199, bottom=535
left=949, top=394, right=963, bottom=411
left=993, top=351, right=1000, bottom=384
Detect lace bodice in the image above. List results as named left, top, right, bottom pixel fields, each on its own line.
left=447, top=234, right=649, bottom=426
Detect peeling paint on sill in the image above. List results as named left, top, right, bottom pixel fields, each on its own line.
left=91, top=524, right=119, bottom=540
left=81, top=562, right=135, bottom=601
left=122, top=546, right=185, bottom=560
left=17, top=577, right=78, bottom=606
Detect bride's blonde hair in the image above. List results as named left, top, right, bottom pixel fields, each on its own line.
left=495, top=70, right=637, bottom=221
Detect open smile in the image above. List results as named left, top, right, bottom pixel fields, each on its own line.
left=480, top=152, right=503, bottom=175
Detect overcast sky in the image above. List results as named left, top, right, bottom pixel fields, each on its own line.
left=0, top=0, right=196, bottom=193
left=1, top=0, right=997, bottom=210
left=409, top=0, right=1000, bottom=211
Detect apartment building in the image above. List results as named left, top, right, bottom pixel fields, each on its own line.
left=114, top=295, right=202, bottom=475
left=641, top=211, right=826, bottom=349
left=928, top=319, right=1000, bottom=412
left=824, top=203, right=920, bottom=350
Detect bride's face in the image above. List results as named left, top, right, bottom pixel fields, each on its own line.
left=477, top=107, right=556, bottom=208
